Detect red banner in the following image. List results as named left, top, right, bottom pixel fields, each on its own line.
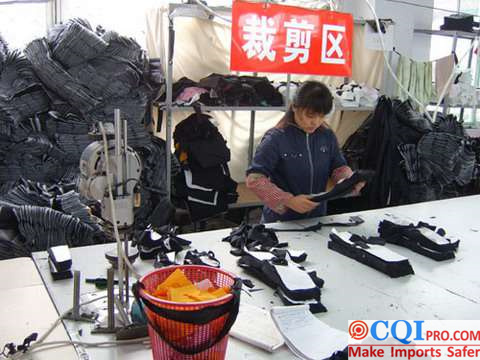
left=230, top=1, right=353, bottom=76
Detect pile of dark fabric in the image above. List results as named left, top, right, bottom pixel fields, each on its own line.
left=223, top=223, right=325, bottom=313
left=222, top=223, right=287, bottom=255
left=343, top=97, right=478, bottom=209
left=0, top=21, right=173, bottom=259
left=161, top=74, right=284, bottom=107
left=173, top=113, right=238, bottom=221
left=0, top=179, right=108, bottom=259
left=378, top=217, right=460, bottom=261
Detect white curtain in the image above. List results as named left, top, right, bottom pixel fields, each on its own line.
left=145, top=8, right=384, bottom=181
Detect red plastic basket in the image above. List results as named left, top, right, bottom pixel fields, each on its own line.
left=137, top=265, right=240, bottom=360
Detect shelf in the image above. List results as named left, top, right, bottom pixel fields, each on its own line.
left=169, top=3, right=231, bottom=19
left=414, top=29, right=479, bottom=40
left=155, top=103, right=288, bottom=112
left=428, top=102, right=478, bottom=109
left=337, top=105, right=376, bottom=112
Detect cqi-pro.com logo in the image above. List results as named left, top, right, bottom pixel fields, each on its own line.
left=348, top=320, right=480, bottom=359
left=349, top=320, right=425, bottom=344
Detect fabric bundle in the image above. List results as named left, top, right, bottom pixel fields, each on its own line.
left=378, top=215, right=459, bottom=261
left=328, top=228, right=414, bottom=278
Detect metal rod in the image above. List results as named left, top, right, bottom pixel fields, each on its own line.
left=248, top=111, right=256, bottom=165
left=166, top=16, right=174, bottom=201
left=285, top=73, right=291, bottom=109
left=113, top=110, right=124, bottom=304
left=385, top=0, right=472, bottom=15
left=107, top=268, right=115, bottom=330
left=124, top=232, right=130, bottom=308
left=114, top=109, right=123, bottom=197
left=72, top=270, right=81, bottom=320
left=123, top=119, right=129, bottom=196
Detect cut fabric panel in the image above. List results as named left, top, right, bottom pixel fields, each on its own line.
left=328, top=228, right=414, bottom=278
left=378, top=214, right=459, bottom=261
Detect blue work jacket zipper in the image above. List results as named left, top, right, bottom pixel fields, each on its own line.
left=306, top=133, right=314, bottom=194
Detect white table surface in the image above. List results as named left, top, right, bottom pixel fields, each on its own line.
left=31, top=195, right=480, bottom=359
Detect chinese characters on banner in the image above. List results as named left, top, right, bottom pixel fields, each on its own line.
left=230, top=1, right=353, bottom=76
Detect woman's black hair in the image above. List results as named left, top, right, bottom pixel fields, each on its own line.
left=276, top=81, right=333, bottom=128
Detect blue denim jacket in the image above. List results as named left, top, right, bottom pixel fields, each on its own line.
left=247, top=125, right=346, bottom=223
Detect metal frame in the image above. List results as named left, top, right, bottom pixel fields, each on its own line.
left=414, top=28, right=480, bottom=126
left=163, top=3, right=291, bottom=200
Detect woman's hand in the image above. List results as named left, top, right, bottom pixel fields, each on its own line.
left=285, top=195, right=319, bottom=214
left=352, top=181, right=366, bottom=195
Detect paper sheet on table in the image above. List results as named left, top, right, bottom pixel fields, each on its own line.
left=230, top=303, right=284, bottom=352
left=271, top=305, right=347, bottom=360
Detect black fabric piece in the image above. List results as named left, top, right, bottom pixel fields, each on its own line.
left=237, top=252, right=327, bottom=313
left=270, top=248, right=307, bottom=263
left=378, top=220, right=458, bottom=261
left=276, top=288, right=327, bottom=314
left=138, top=226, right=191, bottom=260
left=184, top=249, right=220, bottom=268
left=223, top=223, right=284, bottom=252
left=310, top=170, right=375, bottom=202
left=325, top=347, right=348, bottom=360
left=132, top=278, right=241, bottom=355
left=272, top=215, right=364, bottom=232
left=328, top=231, right=414, bottom=278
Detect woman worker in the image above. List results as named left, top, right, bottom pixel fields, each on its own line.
left=246, top=80, right=365, bottom=223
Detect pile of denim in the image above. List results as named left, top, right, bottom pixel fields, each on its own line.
left=0, top=21, right=173, bottom=258
left=343, top=97, right=478, bottom=209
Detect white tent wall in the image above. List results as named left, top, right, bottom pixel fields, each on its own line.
left=145, top=0, right=434, bottom=182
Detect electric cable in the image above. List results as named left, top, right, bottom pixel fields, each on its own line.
left=3, top=295, right=108, bottom=359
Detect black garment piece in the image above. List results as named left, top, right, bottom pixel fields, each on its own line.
left=223, top=223, right=285, bottom=252
left=328, top=230, right=414, bottom=278
left=184, top=250, right=220, bottom=267
left=378, top=219, right=459, bottom=261
left=237, top=251, right=327, bottom=313
left=138, top=226, right=191, bottom=260
left=325, top=347, right=348, bottom=360
left=310, top=170, right=375, bottom=202
left=272, top=215, right=364, bottom=232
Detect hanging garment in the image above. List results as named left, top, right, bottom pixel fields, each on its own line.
left=435, top=54, right=456, bottom=97
left=395, top=55, right=434, bottom=108
left=173, top=113, right=238, bottom=221
left=328, top=228, right=414, bottom=278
